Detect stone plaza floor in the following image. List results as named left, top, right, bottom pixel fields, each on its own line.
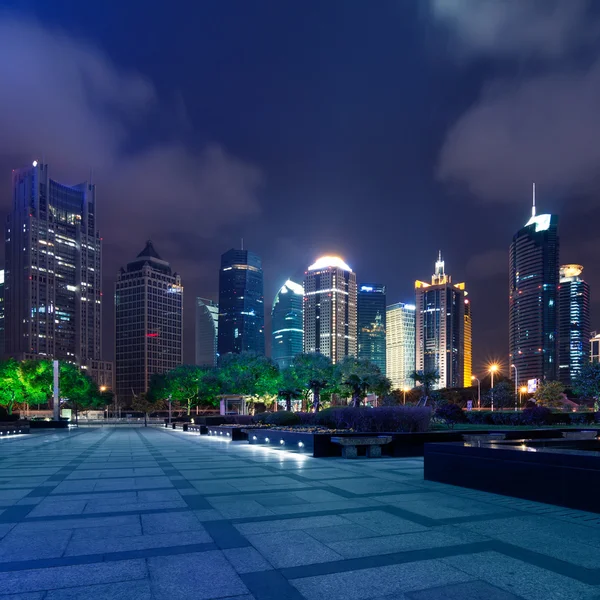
left=1, top=427, right=600, bottom=600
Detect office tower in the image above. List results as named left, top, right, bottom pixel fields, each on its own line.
left=115, top=241, right=183, bottom=404
left=303, top=256, right=357, bottom=363
left=0, top=269, right=4, bottom=359
left=415, top=252, right=470, bottom=389
left=217, top=249, right=264, bottom=356
left=464, top=297, right=472, bottom=385
left=271, top=280, right=304, bottom=369
left=358, top=284, right=386, bottom=373
left=509, top=187, right=559, bottom=385
left=386, top=302, right=416, bottom=390
left=590, top=332, right=600, bottom=363
left=5, top=162, right=101, bottom=364
left=196, top=298, right=219, bottom=367
left=558, top=265, right=590, bottom=386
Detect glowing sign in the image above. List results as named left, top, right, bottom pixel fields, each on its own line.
left=525, top=214, right=551, bottom=232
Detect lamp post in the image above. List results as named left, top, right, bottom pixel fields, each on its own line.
left=511, top=364, right=518, bottom=412
left=403, top=387, right=410, bottom=405
left=168, top=394, right=172, bottom=425
left=471, top=376, right=481, bottom=409
left=489, top=364, right=498, bottom=411
left=520, top=386, right=527, bottom=408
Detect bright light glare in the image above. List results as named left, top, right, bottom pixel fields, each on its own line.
left=489, top=364, right=499, bottom=372
left=32, top=160, right=38, bottom=167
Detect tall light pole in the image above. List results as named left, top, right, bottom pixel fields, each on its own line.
left=520, top=386, right=527, bottom=408
left=511, top=364, right=518, bottom=412
left=403, top=387, right=410, bottom=405
left=489, top=364, right=498, bottom=411
left=471, top=376, right=481, bottom=409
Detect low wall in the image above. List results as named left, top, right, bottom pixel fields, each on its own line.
left=0, top=420, right=30, bottom=436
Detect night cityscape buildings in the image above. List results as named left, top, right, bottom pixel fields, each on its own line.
left=4, top=163, right=102, bottom=366
left=509, top=192, right=560, bottom=386
left=271, top=279, right=304, bottom=369
left=386, top=302, right=416, bottom=390
left=217, top=249, right=265, bottom=357
left=115, top=241, right=183, bottom=404
left=558, top=264, right=590, bottom=387
left=0, top=269, right=4, bottom=358
left=303, top=256, right=357, bottom=363
left=357, top=284, right=386, bottom=374
left=415, top=253, right=471, bottom=389
left=195, top=297, right=219, bottom=367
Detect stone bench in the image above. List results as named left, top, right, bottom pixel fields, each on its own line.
left=331, top=436, right=392, bottom=459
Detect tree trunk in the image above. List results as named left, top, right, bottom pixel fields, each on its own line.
left=144, top=413, right=147, bottom=427
left=286, top=397, right=292, bottom=412
left=351, top=392, right=361, bottom=408
left=313, top=389, right=320, bottom=413
left=187, top=398, right=191, bottom=416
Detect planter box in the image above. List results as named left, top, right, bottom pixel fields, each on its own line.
left=0, top=420, right=30, bottom=436
left=187, top=424, right=208, bottom=435
left=29, top=420, right=68, bottom=429
left=207, top=426, right=248, bottom=441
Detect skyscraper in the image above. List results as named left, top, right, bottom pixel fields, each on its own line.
left=5, top=162, right=101, bottom=364
left=386, top=302, right=415, bottom=390
left=415, top=253, right=470, bottom=389
left=509, top=189, right=559, bottom=385
left=358, top=284, right=386, bottom=373
left=558, top=264, right=590, bottom=386
left=195, top=298, right=219, bottom=367
left=115, top=241, right=183, bottom=404
left=217, top=249, right=264, bottom=356
left=0, top=270, right=4, bottom=359
left=463, top=297, right=472, bottom=385
left=303, top=256, right=357, bottom=363
left=271, top=280, right=304, bottom=369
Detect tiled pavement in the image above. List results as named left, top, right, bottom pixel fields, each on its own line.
left=1, top=428, right=600, bottom=600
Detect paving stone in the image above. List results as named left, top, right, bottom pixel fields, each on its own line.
left=0, top=529, right=72, bottom=562
left=342, top=510, right=430, bottom=535
left=44, top=580, right=152, bottom=600
left=406, top=580, right=524, bottom=600
left=141, top=511, right=206, bottom=534
left=223, top=546, right=274, bottom=573
left=237, top=514, right=351, bottom=535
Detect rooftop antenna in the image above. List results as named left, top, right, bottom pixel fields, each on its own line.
left=532, top=182, right=536, bottom=218
left=241, top=237, right=244, bottom=251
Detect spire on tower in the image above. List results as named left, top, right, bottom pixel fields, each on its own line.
left=532, top=182, right=536, bottom=218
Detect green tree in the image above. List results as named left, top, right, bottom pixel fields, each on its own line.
left=572, top=362, right=600, bottom=407
left=337, top=357, right=391, bottom=407
left=219, top=352, right=279, bottom=399
left=148, top=373, right=172, bottom=402
left=292, top=353, right=335, bottom=412
left=0, top=359, right=28, bottom=414
left=132, top=393, right=164, bottom=426
left=483, top=380, right=513, bottom=409
left=197, top=367, right=221, bottom=407
left=408, top=370, right=440, bottom=404
left=534, top=380, right=566, bottom=407
left=277, top=367, right=303, bottom=412
left=166, top=365, right=202, bottom=415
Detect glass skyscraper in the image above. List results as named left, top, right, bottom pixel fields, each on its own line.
left=115, top=241, right=183, bottom=403
left=5, top=162, right=102, bottom=364
left=415, top=253, right=470, bottom=389
left=386, top=302, right=415, bottom=390
left=303, top=256, right=357, bottom=363
left=271, top=280, right=304, bottom=369
left=558, top=265, right=590, bottom=387
left=509, top=200, right=559, bottom=385
left=217, top=249, right=265, bottom=357
left=195, top=297, right=219, bottom=367
left=357, top=284, right=386, bottom=373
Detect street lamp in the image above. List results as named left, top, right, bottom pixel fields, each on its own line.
left=403, top=387, right=410, bottom=405
left=489, top=364, right=499, bottom=411
left=471, top=375, right=481, bottom=409
left=511, top=364, right=518, bottom=412
left=520, top=386, right=527, bottom=407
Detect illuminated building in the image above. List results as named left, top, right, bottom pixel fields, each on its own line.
left=509, top=187, right=559, bottom=384
left=303, top=256, right=357, bottom=363
left=115, top=241, right=183, bottom=403
left=196, top=298, right=219, bottom=367
left=386, top=302, right=415, bottom=389
left=0, top=270, right=4, bottom=358
left=358, top=284, right=386, bottom=373
left=271, top=280, right=304, bottom=369
left=5, top=162, right=102, bottom=364
left=464, top=298, right=472, bottom=385
left=590, top=332, right=600, bottom=363
left=558, top=264, right=590, bottom=386
left=415, top=252, right=470, bottom=389
left=218, top=249, right=264, bottom=356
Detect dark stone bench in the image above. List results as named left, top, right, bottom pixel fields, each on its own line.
left=331, top=436, right=392, bottom=459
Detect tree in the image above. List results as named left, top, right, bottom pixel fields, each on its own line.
left=572, top=363, right=600, bottom=407
left=483, top=381, right=513, bottom=409
left=534, top=380, right=566, bottom=408
left=292, top=353, right=334, bottom=412
left=337, top=357, right=390, bottom=407
left=219, top=353, right=279, bottom=399
left=166, top=365, right=202, bottom=415
left=197, top=367, right=221, bottom=407
left=132, top=393, right=164, bottom=426
left=0, top=359, right=27, bottom=414
left=277, top=367, right=303, bottom=411
left=408, top=370, right=440, bottom=404
left=148, top=373, right=172, bottom=402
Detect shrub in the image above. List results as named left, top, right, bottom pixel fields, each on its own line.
left=0, top=407, right=19, bottom=422
left=521, top=406, right=553, bottom=426
left=435, top=403, right=466, bottom=427
left=264, top=411, right=301, bottom=426
left=230, top=415, right=253, bottom=425
left=312, top=407, right=338, bottom=428
left=318, top=406, right=431, bottom=433
left=569, top=412, right=595, bottom=425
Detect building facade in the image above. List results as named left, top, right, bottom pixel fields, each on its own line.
left=217, top=249, right=264, bottom=357
left=115, top=241, right=183, bottom=404
left=271, top=280, right=304, bottom=369
left=558, top=264, right=590, bottom=387
left=415, top=253, right=470, bottom=389
left=0, top=270, right=4, bottom=359
left=590, top=332, right=600, bottom=363
left=386, top=302, right=415, bottom=390
left=509, top=202, right=559, bottom=385
left=463, top=297, right=472, bottom=385
left=303, top=256, right=357, bottom=363
left=195, top=298, right=219, bottom=367
left=357, top=284, right=386, bottom=373
left=5, top=162, right=102, bottom=365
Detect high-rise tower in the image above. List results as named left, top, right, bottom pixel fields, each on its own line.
left=217, top=249, right=264, bottom=357
left=415, top=252, right=470, bottom=389
left=386, top=302, right=415, bottom=390
left=5, top=162, right=102, bottom=364
left=195, top=298, right=219, bottom=367
left=115, top=241, right=183, bottom=404
left=558, top=264, right=590, bottom=387
left=509, top=186, right=559, bottom=385
left=271, top=280, right=304, bottom=369
left=358, top=284, right=386, bottom=373
left=303, top=256, right=357, bottom=363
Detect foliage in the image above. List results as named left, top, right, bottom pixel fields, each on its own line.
left=263, top=411, right=301, bottom=426
left=521, top=405, right=553, bottom=425
left=292, top=353, right=335, bottom=412
left=277, top=367, right=303, bottom=411
left=132, top=393, right=164, bottom=425
left=196, top=367, right=221, bottom=407
left=219, top=352, right=279, bottom=399
left=408, top=370, right=440, bottom=402
left=165, top=365, right=202, bottom=415
left=534, top=381, right=566, bottom=407
left=483, top=381, right=514, bottom=409
left=147, top=373, right=171, bottom=402
left=435, top=403, right=466, bottom=427
left=336, top=357, right=391, bottom=407
left=465, top=408, right=555, bottom=426
left=572, top=363, right=600, bottom=400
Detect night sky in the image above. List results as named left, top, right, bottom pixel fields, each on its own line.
left=1, top=0, right=600, bottom=375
